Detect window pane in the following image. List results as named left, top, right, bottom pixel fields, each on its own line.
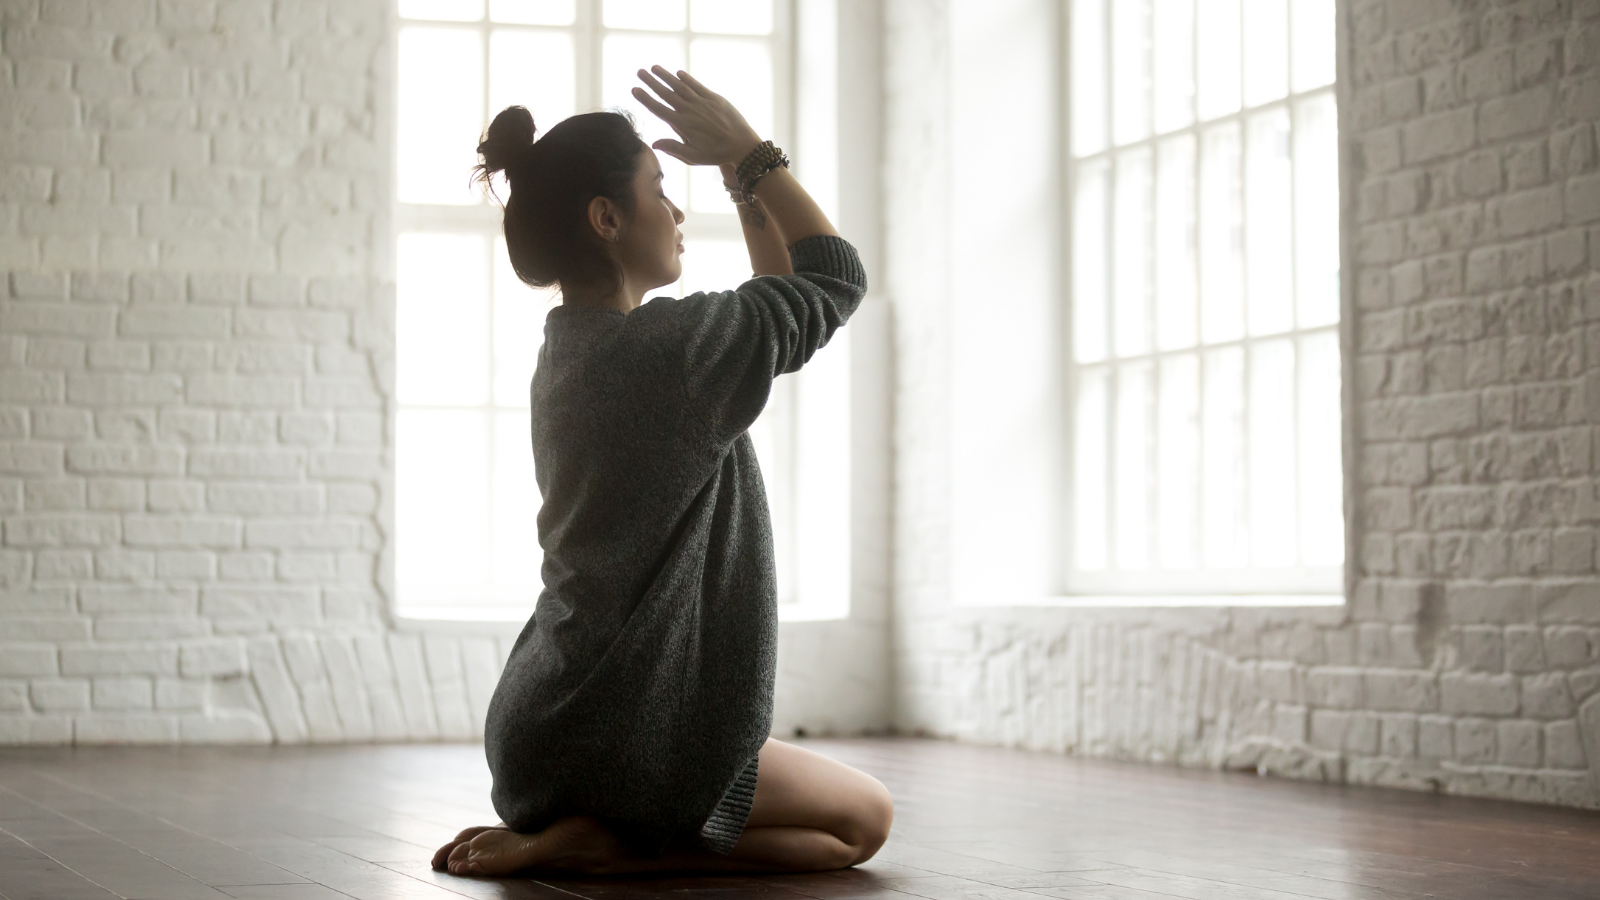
left=690, top=39, right=773, bottom=138
left=1158, top=354, right=1198, bottom=569
left=1248, top=338, right=1296, bottom=566
left=1291, top=0, right=1335, bottom=91
left=1113, top=147, right=1151, bottom=357
left=490, top=30, right=576, bottom=130
left=1074, top=160, right=1109, bottom=363
left=396, top=410, right=489, bottom=590
left=1198, top=123, right=1242, bottom=343
left=397, top=233, right=490, bottom=406
left=605, top=0, right=686, bottom=31
left=679, top=239, right=749, bottom=296
left=1297, top=330, right=1342, bottom=566
left=1072, top=0, right=1107, bottom=156
left=490, top=0, right=574, bottom=24
left=400, top=0, right=484, bottom=21
left=1201, top=345, right=1245, bottom=567
left=1155, top=135, right=1196, bottom=351
left=1114, top=361, right=1151, bottom=569
left=493, top=236, right=556, bottom=407
left=1245, top=108, right=1292, bottom=336
left=1074, top=367, right=1109, bottom=570
left=398, top=27, right=484, bottom=205
left=1152, top=0, right=1194, bottom=134
left=1196, top=0, right=1240, bottom=121
left=688, top=38, right=773, bottom=212
left=1294, top=91, right=1339, bottom=329
left=1242, top=0, right=1288, bottom=106
left=691, top=0, right=772, bottom=34
left=602, top=34, right=688, bottom=200
left=689, top=167, right=730, bottom=214
left=492, top=410, right=542, bottom=589
left=1111, top=0, right=1151, bottom=145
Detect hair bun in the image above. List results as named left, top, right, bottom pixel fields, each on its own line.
left=476, top=105, right=538, bottom=180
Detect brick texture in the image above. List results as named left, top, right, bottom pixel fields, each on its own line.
left=0, top=0, right=518, bottom=745
left=887, top=0, right=1600, bottom=809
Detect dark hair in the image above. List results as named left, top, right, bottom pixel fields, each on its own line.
left=474, top=106, right=647, bottom=295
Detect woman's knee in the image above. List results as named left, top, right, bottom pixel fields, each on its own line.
left=844, top=777, right=894, bottom=865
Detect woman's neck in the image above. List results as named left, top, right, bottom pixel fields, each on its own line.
left=561, top=276, right=646, bottom=314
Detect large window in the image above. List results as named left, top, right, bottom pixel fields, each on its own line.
left=1068, top=0, right=1342, bottom=595
left=393, top=0, right=809, bottom=619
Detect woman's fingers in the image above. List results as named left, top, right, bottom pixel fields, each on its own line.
left=652, top=138, right=716, bottom=166
left=631, top=86, right=678, bottom=123
left=676, top=69, right=719, bottom=99
left=651, top=65, right=698, bottom=98
left=635, top=68, right=682, bottom=106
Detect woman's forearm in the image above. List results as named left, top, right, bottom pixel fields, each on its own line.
left=748, top=166, right=839, bottom=245
left=736, top=198, right=792, bottom=276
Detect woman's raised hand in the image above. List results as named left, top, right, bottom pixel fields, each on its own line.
left=632, top=66, right=763, bottom=167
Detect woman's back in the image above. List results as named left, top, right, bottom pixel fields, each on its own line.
left=484, top=236, right=867, bottom=855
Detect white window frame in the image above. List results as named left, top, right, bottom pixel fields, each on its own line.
left=392, top=0, right=839, bottom=621
left=1063, top=0, right=1344, bottom=599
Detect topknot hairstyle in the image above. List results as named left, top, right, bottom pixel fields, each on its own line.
left=473, top=105, right=648, bottom=295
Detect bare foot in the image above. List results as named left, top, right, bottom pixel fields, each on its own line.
left=444, top=816, right=629, bottom=876
left=433, top=825, right=507, bottom=871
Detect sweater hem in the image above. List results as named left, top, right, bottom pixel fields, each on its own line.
left=698, top=753, right=760, bottom=855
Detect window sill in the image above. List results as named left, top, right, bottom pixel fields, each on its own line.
left=958, top=594, right=1344, bottom=609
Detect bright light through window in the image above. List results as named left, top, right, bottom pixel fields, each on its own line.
left=1070, top=0, right=1342, bottom=595
left=394, top=0, right=809, bottom=619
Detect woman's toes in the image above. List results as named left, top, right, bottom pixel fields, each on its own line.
left=455, top=828, right=542, bottom=876
left=434, top=825, right=503, bottom=870
left=437, top=818, right=629, bottom=878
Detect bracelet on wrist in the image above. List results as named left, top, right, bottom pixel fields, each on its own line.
left=723, top=180, right=756, bottom=206
left=733, top=140, right=790, bottom=197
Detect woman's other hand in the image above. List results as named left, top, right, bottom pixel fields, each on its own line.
left=632, top=66, right=763, bottom=167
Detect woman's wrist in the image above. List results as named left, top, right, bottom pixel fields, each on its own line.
left=726, top=134, right=764, bottom=167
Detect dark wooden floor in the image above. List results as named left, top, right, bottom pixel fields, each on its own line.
left=2, top=739, right=1598, bottom=900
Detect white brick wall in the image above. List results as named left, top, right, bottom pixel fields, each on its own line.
left=0, top=0, right=891, bottom=746
left=886, top=0, right=1600, bottom=809
left=0, top=0, right=528, bottom=745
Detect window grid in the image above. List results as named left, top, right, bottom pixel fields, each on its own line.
left=1067, top=0, right=1342, bottom=595
left=394, top=0, right=793, bottom=617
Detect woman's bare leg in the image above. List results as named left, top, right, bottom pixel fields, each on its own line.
left=721, top=736, right=895, bottom=870
left=435, top=737, right=893, bottom=876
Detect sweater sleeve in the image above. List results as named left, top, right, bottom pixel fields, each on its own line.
left=664, top=235, right=867, bottom=445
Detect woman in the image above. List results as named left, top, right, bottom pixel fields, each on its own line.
left=430, top=67, right=892, bottom=877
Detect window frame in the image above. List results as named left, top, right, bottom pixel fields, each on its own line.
left=391, top=0, right=805, bottom=620
left=1061, top=0, right=1344, bottom=598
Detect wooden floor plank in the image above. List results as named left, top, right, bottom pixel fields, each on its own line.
left=2, top=738, right=1598, bottom=900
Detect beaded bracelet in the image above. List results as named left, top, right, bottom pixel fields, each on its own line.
left=734, top=140, right=790, bottom=197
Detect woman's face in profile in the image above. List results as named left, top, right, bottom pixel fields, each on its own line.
left=616, top=146, right=686, bottom=291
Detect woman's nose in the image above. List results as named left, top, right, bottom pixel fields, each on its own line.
left=671, top=201, right=685, bottom=224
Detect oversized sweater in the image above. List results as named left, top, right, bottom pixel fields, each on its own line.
left=484, top=235, right=868, bottom=857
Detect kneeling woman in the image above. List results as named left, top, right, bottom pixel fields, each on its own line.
left=432, top=67, right=892, bottom=876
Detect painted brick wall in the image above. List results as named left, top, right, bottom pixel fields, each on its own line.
left=0, top=0, right=525, bottom=744
left=886, top=0, right=1600, bottom=808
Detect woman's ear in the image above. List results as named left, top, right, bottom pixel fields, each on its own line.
left=587, top=196, right=621, bottom=243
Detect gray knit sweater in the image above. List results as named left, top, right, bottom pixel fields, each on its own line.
left=484, top=235, right=867, bottom=857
